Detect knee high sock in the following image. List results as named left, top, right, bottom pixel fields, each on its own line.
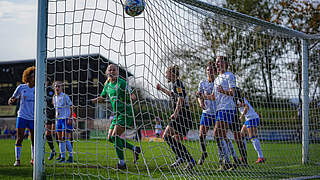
left=216, top=138, right=230, bottom=163
left=164, top=136, right=193, bottom=162
left=226, top=139, right=238, bottom=160
left=31, top=145, right=34, bottom=160
left=250, top=136, right=263, bottom=158
left=15, top=144, right=22, bottom=161
left=66, top=139, right=73, bottom=157
left=46, top=134, right=55, bottom=152
left=164, top=136, right=181, bottom=159
left=237, top=137, right=247, bottom=161
left=59, top=141, right=66, bottom=158
left=108, top=136, right=135, bottom=161
left=199, top=135, right=207, bottom=154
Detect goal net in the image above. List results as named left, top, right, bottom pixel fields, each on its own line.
left=43, top=0, right=320, bottom=179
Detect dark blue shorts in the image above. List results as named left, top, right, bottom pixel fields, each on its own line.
left=200, top=113, right=216, bottom=127
left=56, top=119, right=73, bottom=133
left=16, top=117, right=34, bottom=129
left=216, top=110, right=235, bottom=124
left=244, top=118, right=259, bottom=128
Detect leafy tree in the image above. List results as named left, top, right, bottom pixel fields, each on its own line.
left=273, top=0, right=320, bottom=102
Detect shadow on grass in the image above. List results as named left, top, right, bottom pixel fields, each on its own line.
left=0, top=166, right=33, bottom=179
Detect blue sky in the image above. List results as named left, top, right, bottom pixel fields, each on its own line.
left=0, top=0, right=36, bottom=61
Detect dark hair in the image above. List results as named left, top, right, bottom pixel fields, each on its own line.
left=22, top=66, right=35, bottom=84
left=216, top=56, right=229, bottom=69
left=166, top=65, right=180, bottom=77
left=207, top=61, right=216, bottom=70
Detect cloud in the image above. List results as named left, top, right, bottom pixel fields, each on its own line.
left=0, top=1, right=35, bottom=24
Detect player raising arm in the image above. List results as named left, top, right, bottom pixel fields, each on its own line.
left=91, top=64, right=140, bottom=170
left=235, top=87, right=265, bottom=164
left=8, top=66, right=35, bottom=167
left=157, top=65, right=195, bottom=170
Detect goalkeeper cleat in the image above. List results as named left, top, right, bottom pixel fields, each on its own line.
left=170, top=158, right=185, bottom=168
left=30, top=159, right=34, bottom=166
left=197, top=152, right=208, bottom=165
left=66, top=156, right=73, bottom=163
left=133, top=146, right=141, bottom=164
left=48, top=151, right=56, bottom=160
left=14, top=160, right=21, bottom=167
left=256, top=157, right=265, bottom=164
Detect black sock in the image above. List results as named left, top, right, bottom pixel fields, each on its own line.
left=46, top=134, right=55, bottom=151
left=176, top=140, right=194, bottom=162
left=237, top=138, right=247, bottom=162
left=199, top=135, right=207, bottom=154
left=164, top=136, right=181, bottom=159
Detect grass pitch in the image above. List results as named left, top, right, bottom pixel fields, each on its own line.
left=0, top=139, right=319, bottom=179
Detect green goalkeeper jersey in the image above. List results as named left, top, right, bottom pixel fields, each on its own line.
left=101, top=77, right=133, bottom=128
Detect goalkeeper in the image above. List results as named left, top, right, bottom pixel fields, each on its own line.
left=91, top=64, right=141, bottom=170
left=157, top=65, right=195, bottom=170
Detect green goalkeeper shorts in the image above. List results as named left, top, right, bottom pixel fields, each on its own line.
left=109, top=114, right=133, bottom=130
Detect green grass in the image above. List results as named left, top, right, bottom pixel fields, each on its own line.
left=0, top=139, right=319, bottom=179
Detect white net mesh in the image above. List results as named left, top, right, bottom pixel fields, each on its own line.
left=44, top=0, right=320, bottom=179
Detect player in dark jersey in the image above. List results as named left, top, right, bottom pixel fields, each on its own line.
left=46, top=79, right=58, bottom=160
left=157, top=65, right=195, bottom=170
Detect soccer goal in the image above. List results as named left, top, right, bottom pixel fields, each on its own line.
left=34, top=0, right=320, bottom=179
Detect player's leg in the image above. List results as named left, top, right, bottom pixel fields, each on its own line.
left=56, top=119, right=66, bottom=162
left=14, top=117, right=27, bottom=166
left=46, top=121, right=56, bottom=160
left=65, top=121, right=73, bottom=163
left=214, top=111, right=231, bottom=170
left=198, top=113, right=211, bottom=165
left=248, top=119, right=264, bottom=163
left=28, top=119, right=35, bottom=165
left=163, top=125, right=183, bottom=164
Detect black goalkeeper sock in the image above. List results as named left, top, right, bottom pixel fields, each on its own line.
left=46, top=134, right=55, bottom=151
left=237, top=138, right=247, bottom=162
left=199, top=135, right=207, bottom=153
left=164, top=136, right=183, bottom=159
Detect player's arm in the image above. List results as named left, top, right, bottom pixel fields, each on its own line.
left=218, top=86, right=235, bottom=96
left=8, top=97, right=17, bottom=105
left=196, top=91, right=206, bottom=110
left=156, top=83, right=172, bottom=96
left=204, top=90, right=215, bottom=100
left=239, top=103, right=249, bottom=122
left=171, top=96, right=183, bottom=119
left=8, top=85, right=21, bottom=105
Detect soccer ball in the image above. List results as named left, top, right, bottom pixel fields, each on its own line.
left=124, top=0, right=145, bottom=17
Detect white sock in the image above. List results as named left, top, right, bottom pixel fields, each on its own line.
left=66, top=140, right=73, bottom=157
left=251, top=137, right=263, bottom=158
left=59, top=142, right=66, bottom=158
left=226, top=139, right=238, bottom=160
left=31, top=145, right=34, bottom=160
left=15, top=145, right=22, bottom=161
left=119, top=159, right=125, bottom=165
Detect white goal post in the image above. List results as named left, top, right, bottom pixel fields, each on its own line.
left=34, top=0, right=320, bottom=179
